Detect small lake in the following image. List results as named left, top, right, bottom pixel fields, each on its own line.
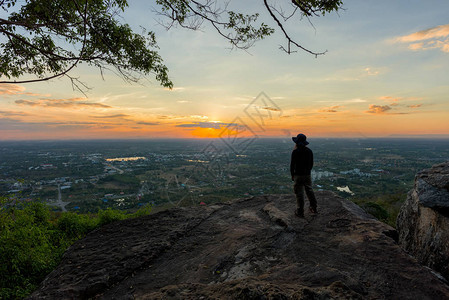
left=106, top=157, right=146, bottom=162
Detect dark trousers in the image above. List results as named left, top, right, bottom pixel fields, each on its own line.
left=293, top=175, right=317, bottom=213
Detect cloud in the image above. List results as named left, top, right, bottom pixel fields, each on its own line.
left=263, top=106, right=281, bottom=112
left=397, top=24, right=449, bottom=42
left=380, top=96, right=402, bottom=106
left=0, top=110, right=30, bottom=117
left=0, top=117, right=99, bottom=131
left=15, top=100, right=39, bottom=106
left=365, top=105, right=410, bottom=115
left=0, top=84, right=26, bottom=95
left=408, top=43, right=424, bottom=50
left=157, top=115, right=186, bottom=120
left=137, top=121, right=160, bottom=126
left=380, top=96, right=402, bottom=102
left=379, top=96, right=424, bottom=107
left=365, top=105, right=392, bottom=114
left=91, top=114, right=129, bottom=118
left=316, top=99, right=367, bottom=104
left=177, top=100, right=190, bottom=103
left=408, top=104, right=422, bottom=108
left=190, top=115, right=209, bottom=120
left=364, top=67, right=379, bottom=76
left=0, top=83, right=51, bottom=97
left=344, top=99, right=367, bottom=103
left=15, top=98, right=111, bottom=109
left=319, top=105, right=342, bottom=113
left=351, top=99, right=367, bottom=103
left=0, top=118, right=52, bottom=132
left=395, top=24, right=449, bottom=53
left=176, top=121, right=235, bottom=129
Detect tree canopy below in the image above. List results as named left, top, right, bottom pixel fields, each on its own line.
left=0, top=0, right=343, bottom=90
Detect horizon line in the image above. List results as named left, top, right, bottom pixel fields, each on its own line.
left=1, top=135, right=449, bottom=142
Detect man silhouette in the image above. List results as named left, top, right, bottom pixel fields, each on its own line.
left=290, top=133, right=317, bottom=217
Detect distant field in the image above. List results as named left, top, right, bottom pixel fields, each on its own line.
left=1, top=138, right=448, bottom=222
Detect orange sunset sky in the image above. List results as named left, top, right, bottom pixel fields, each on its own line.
left=1, top=1, right=449, bottom=140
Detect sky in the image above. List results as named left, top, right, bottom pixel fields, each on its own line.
left=1, top=0, right=449, bottom=140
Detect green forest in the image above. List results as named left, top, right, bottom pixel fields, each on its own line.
left=0, top=197, right=151, bottom=299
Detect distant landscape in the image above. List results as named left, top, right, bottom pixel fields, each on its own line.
left=2, top=1, right=449, bottom=298
left=1, top=138, right=448, bottom=226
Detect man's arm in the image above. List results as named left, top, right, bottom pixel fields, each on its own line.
left=310, top=149, right=314, bottom=169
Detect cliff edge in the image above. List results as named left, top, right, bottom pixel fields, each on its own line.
left=397, top=162, right=449, bottom=280
left=30, top=191, right=449, bottom=299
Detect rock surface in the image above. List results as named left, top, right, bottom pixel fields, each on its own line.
left=30, top=192, right=449, bottom=299
left=397, top=162, right=449, bottom=280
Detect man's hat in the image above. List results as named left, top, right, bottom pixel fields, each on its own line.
left=292, top=133, right=309, bottom=146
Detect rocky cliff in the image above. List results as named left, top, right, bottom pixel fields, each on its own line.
left=30, top=191, right=449, bottom=299
left=397, top=162, right=449, bottom=280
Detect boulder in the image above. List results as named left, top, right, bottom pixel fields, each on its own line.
left=397, top=162, right=449, bottom=280
left=30, top=192, right=449, bottom=299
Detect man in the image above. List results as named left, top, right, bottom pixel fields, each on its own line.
left=290, top=133, right=317, bottom=217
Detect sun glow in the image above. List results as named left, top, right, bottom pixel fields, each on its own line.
left=190, top=127, right=224, bottom=138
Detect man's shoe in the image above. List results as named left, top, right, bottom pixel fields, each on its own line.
left=309, top=207, right=318, bottom=214
left=295, top=209, right=304, bottom=218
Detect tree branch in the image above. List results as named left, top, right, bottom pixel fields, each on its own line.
left=0, top=0, right=90, bottom=90
left=0, top=60, right=79, bottom=84
left=263, top=0, right=326, bottom=56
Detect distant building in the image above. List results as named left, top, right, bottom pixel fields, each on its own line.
left=340, top=168, right=376, bottom=177
left=41, top=164, right=56, bottom=169
left=311, top=170, right=334, bottom=181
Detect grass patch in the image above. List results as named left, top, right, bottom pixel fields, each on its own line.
left=353, top=192, right=407, bottom=227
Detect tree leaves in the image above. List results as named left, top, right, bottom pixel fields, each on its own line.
left=0, top=0, right=343, bottom=91
left=0, top=0, right=173, bottom=89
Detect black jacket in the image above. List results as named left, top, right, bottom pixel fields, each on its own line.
left=290, top=146, right=314, bottom=176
